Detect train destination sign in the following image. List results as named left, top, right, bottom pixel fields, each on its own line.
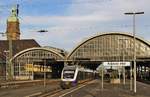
left=103, top=62, right=130, bottom=67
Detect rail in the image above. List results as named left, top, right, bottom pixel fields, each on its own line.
left=0, top=79, right=60, bottom=89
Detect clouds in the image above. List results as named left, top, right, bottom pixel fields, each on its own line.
left=1, top=0, right=150, bottom=51
left=69, top=0, right=149, bottom=18
left=22, top=0, right=150, bottom=50
left=21, top=15, right=113, bottom=25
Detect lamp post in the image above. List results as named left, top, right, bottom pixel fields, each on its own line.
left=8, top=34, right=13, bottom=80
left=36, top=30, right=48, bottom=88
left=0, top=33, right=13, bottom=80
left=124, top=12, right=144, bottom=93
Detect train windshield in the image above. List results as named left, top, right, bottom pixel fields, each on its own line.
left=63, top=70, right=75, bottom=79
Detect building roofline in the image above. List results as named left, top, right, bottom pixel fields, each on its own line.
left=67, top=32, right=150, bottom=59
left=11, top=47, right=65, bottom=61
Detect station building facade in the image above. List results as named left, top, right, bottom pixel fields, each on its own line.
left=4, top=32, right=149, bottom=80
left=67, top=32, right=150, bottom=81
left=11, top=47, right=66, bottom=80
left=0, top=39, right=40, bottom=80
left=67, top=32, right=150, bottom=61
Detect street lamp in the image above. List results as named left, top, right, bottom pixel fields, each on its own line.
left=124, top=12, right=144, bottom=93
left=0, top=32, right=13, bottom=80
left=36, top=30, right=48, bottom=88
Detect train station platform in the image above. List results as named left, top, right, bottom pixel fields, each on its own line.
left=80, top=80, right=150, bottom=97
left=0, top=79, right=150, bottom=97
left=50, top=79, right=150, bottom=97
left=0, top=79, right=60, bottom=97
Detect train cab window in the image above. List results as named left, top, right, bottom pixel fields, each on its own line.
left=63, top=70, right=75, bottom=79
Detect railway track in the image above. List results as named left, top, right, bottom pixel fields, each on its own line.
left=38, top=88, right=62, bottom=97
left=37, top=80, right=95, bottom=97
left=0, top=79, right=60, bottom=89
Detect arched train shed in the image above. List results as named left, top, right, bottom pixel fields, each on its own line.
left=67, top=32, right=150, bottom=70
left=11, top=47, right=65, bottom=80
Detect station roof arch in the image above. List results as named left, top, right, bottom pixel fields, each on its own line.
left=11, top=47, right=66, bottom=79
left=11, top=47, right=65, bottom=62
left=67, top=32, right=150, bottom=62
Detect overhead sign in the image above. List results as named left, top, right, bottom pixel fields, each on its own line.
left=103, top=62, right=130, bottom=67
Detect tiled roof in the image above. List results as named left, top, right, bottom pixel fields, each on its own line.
left=0, top=39, right=40, bottom=61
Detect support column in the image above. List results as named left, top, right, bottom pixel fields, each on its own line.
left=144, top=66, right=146, bottom=80
left=123, top=67, right=125, bottom=85
left=141, top=66, right=143, bottom=79
left=130, top=62, right=133, bottom=91
left=101, top=64, right=104, bottom=90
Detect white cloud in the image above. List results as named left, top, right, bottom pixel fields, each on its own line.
left=21, top=15, right=113, bottom=26
left=19, top=0, right=150, bottom=51
left=69, top=0, right=150, bottom=18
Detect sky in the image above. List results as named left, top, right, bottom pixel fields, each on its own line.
left=0, top=0, right=150, bottom=51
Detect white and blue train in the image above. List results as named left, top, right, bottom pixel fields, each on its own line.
left=60, top=65, right=98, bottom=89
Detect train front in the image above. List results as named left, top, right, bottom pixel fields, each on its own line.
left=60, top=66, right=78, bottom=89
